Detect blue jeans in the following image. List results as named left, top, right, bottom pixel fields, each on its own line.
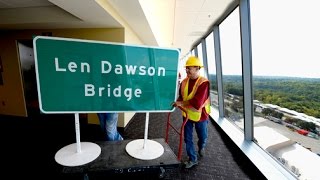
left=97, top=113, right=123, bottom=141
left=184, top=119, right=208, bottom=162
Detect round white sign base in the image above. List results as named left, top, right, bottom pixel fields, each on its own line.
left=126, top=139, right=164, bottom=160
left=55, top=142, right=101, bottom=167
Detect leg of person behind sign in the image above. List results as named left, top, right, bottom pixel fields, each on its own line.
left=97, top=113, right=123, bottom=141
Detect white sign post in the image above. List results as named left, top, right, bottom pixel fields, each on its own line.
left=125, top=112, right=164, bottom=160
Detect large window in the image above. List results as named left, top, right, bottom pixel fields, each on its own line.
left=196, top=43, right=206, bottom=77
left=219, top=7, right=244, bottom=130
left=188, top=1, right=320, bottom=179
left=205, top=32, right=218, bottom=110
left=251, top=0, right=320, bottom=179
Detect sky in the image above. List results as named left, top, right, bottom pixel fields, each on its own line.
left=217, top=0, right=320, bottom=78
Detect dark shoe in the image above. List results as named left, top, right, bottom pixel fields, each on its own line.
left=199, top=148, right=205, bottom=157
left=184, top=160, right=198, bottom=169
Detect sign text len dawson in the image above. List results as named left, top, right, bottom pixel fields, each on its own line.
left=54, top=57, right=166, bottom=101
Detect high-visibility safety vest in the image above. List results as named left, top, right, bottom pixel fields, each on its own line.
left=180, top=76, right=211, bottom=122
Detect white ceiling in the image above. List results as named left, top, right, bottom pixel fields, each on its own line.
left=0, top=0, right=236, bottom=57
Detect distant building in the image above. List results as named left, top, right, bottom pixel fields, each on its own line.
left=266, top=116, right=282, bottom=124
left=253, top=102, right=267, bottom=113
left=253, top=101, right=320, bottom=128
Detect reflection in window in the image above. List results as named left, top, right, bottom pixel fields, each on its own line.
left=219, top=7, right=244, bottom=130
left=251, top=0, right=320, bottom=179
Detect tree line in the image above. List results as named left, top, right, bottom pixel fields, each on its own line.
left=209, top=75, right=320, bottom=118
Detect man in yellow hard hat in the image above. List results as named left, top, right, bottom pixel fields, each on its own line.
left=173, top=56, right=211, bottom=169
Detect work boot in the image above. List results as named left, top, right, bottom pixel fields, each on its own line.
left=184, top=160, right=198, bottom=169
left=199, top=148, right=205, bottom=157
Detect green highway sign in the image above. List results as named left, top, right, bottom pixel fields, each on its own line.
left=33, top=36, right=180, bottom=113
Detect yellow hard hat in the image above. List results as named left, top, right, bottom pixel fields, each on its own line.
left=185, top=56, right=203, bottom=67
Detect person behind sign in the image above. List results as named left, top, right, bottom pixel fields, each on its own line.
left=97, top=113, right=123, bottom=141
left=172, top=56, right=211, bottom=169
